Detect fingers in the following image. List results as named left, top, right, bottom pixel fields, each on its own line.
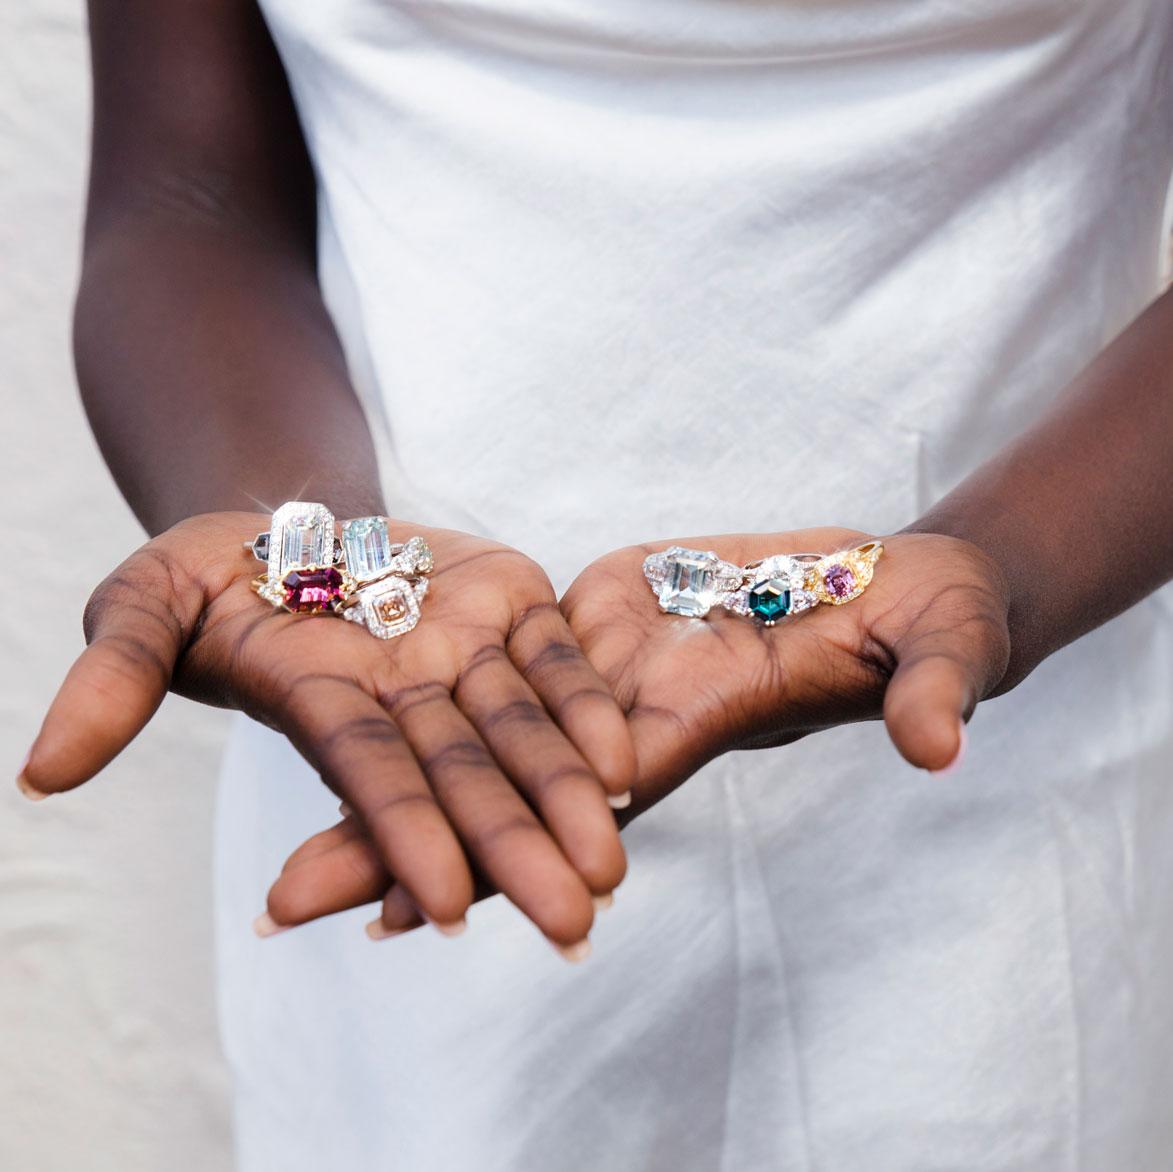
left=367, top=884, right=427, bottom=939
left=267, top=819, right=391, bottom=927
left=507, top=602, right=637, bottom=805
left=883, top=619, right=1002, bottom=772
left=19, top=548, right=202, bottom=797
left=273, top=676, right=476, bottom=929
left=453, top=644, right=627, bottom=896
left=382, top=678, right=598, bottom=948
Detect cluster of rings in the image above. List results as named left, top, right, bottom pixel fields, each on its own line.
left=246, top=501, right=433, bottom=640
left=643, top=541, right=883, bottom=624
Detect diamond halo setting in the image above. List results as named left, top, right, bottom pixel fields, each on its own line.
left=642, top=542, right=882, bottom=626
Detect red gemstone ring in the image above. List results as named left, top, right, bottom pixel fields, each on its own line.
left=251, top=563, right=358, bottom=615
left=246, top=501, right=434, bottom=636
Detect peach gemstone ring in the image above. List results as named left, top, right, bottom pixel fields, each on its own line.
left=247, top=501, right=433, bottom=639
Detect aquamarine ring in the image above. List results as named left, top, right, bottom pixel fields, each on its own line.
left=246, top=502, right=433, bottom=638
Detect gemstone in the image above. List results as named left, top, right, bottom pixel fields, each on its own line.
left=643, top=552, right=670, bottom=586
left=269, top=502, right=334, bottom=582
left=356, top=575, right=422, bottom=639
left=282, top=566, right=344, bottom=613
left=823, top=563, right=857, bottom=600
left=722, top=589, right=752, bottom=616
left=748, top=578, right=792, bottom=622
left=343, top=516, right=394, bottom=581
left=404, top=536, right=434, bottom=575
left=657, top=547, right=724, bottom=617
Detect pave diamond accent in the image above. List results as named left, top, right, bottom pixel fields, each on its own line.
left=343, top=575, right=425, bottom=639
left=268, top=502, right=335, bottom=583
left=721, top=589, right=752, bottom=616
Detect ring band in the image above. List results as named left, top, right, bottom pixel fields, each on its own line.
left=644, top=541, right=883, bottom=624
left=247, top=502, right=433, bottom=638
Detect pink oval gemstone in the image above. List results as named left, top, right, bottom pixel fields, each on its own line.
left=282, top=566, right=344, bottom=613
left=823, top=563, right=857, bottom=599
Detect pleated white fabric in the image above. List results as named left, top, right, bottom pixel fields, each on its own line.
left=216, top=2, right=1173, bottom=1168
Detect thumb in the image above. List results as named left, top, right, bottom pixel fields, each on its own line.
left=18, top=546, right=202, bottom=799
left=882, top=620, right=1007, bottom=774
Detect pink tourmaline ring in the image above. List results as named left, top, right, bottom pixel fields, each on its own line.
left=245, top=501, right=435, bottom=636
left=251, top=564, right=358, bottom=616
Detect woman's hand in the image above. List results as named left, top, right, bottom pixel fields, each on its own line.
left=261, top=527, right=1012, bottom=939
left=559, top=528, right=1012, bottom=809
left=19, top=511, right=634, bottom=954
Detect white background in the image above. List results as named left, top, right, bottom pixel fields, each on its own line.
left=1, top=4, right=234, bottom=1169
left=3, top=5, right=1173, bottom=1172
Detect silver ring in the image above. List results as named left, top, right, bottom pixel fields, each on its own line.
left=244, top=502, right=434, bottom=638
left=643, top=542, right=883, bottom=624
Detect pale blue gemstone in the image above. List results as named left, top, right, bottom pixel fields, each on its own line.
left=657, top=549, right=719, bottom=617
left=343, top=517, right=393, bottom=580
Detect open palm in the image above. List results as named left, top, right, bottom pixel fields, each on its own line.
left=561, top=527, right=1013, bottom=814
left=21, top=511, right=634, bottom=952
left=262, top=526, right=1012, bottom=938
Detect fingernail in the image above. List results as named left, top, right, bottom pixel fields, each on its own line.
left=592, top=892, right=614, bottom=912
left=16, top=769, right=47, bottom=802
left=253, top=912, right=290, bottom=939
left=365, top=918, right=410, bottom=941
left=428, top=917, right=467, bottom=938
left=931, top=722, right=968, bottom=778
left=554, top=938, right=592, bottom=964
left=606, top=789, right=632, bottom=810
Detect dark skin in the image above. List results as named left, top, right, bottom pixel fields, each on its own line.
left=23, top=0, right=638, bottom=959
left=20, top=1, right=1173, bottom=945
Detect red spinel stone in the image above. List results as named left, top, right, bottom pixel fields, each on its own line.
left=823, top=563, right=857, bottom=599
left=282, top=566, right=344, bottom=613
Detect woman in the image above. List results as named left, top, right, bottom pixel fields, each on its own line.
left=20, top=0, right=1173, bottom=1168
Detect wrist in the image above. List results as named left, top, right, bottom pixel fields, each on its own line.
left=900, top=501, right=1060, bottom=696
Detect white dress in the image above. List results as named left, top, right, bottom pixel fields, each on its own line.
left=215, top=2, right=1173, bottom=1168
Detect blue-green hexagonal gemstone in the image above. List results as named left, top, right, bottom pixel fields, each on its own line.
left=748, top=579, right=792, bottom=622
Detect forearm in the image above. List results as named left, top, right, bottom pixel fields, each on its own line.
left=906, top=286, right=1173, bottom=690
left=77, top=0, right=385, bottom=537
left=74, top=216, right=385, bottom=535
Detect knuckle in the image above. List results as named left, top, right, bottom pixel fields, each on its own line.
left=94, top=630, right=172, bottom=687
left=422, top=738, right=496, bottom=778
left=517, top=637, right=582, bottom=678
left=472, top=814, right=544, bottom=856
left=335, top=844, right=390, bottom=896
left=479, top=697, right=548, bottom=736
left=549, top=684, right=612, bottom=720
left=377, top=679, right=450, bottom=722
left=365, top=790, right=437, bottom=825
left=529, top=762, right=597, bottom=800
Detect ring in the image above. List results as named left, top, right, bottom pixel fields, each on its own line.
left=643, top=541, right=883, bottom=624
left=247, top=502, right=433, bottom=637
